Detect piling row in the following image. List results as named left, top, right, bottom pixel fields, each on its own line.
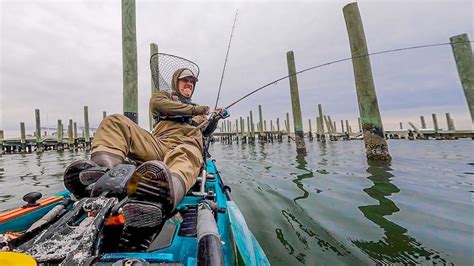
left=0, top=106, right=108, bottom=154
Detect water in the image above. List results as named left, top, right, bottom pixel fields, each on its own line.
left=1, top=140, right=472, bottom=265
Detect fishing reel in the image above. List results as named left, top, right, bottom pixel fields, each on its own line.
left=210, top=108, right=230, bottom=122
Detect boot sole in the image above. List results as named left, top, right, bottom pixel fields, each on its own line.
left=122, top=201, right=163, bottom=228
left=63, top=160, right=97, bottom=198
left=128, top=160, right=173, bottom=212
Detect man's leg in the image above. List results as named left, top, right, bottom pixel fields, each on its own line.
left=64, top=114, right=163, bottom=197
left=163, top=144, right=203, bottom=192
left=91, top=114, right=164, bottom=164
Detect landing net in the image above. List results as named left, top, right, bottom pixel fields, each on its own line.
left=150, top=53, right=200, bottom=91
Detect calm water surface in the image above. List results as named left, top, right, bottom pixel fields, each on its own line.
left=1, top=140, right=473, bottom=265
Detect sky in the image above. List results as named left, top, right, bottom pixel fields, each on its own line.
left=1, top=0, right=473, bottom=138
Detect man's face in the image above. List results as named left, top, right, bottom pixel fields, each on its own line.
left=177, top=77, right=195, bottom=98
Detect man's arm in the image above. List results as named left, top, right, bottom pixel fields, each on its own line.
left=150, top=91, right=208, bottom=116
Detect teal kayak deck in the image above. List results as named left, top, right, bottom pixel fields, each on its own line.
left=0, top=159, right=269, bottom=265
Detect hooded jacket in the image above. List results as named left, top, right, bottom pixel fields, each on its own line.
left=149, top=68, right=216, bottom=150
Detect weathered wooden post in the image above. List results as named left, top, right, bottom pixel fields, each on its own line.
left=333, top=121, right=337, bottom=133
left=276, top=118, right=281, bottom=141
left=450, top=34, right=473, bottom=123
left=286, top=51, right=306, bottom=152
left=346, top=120, right=350, bottom=135
left=247, top=116, right=251, bottom=140
left=420, top=116, right=427, bottom=129
left=445, top=113, right=454, bottom=130
left=150, top=43, right=159, bottom=130
left=341, top=120, right=345, bottom=133
left=34, top=109, right=42, bottom=151
left=122, top=0, right=138, bottom=123
left=20, top=122, right=26, bottom=152
left=68, top=119, right=74, bottom=147
left=249, top=110, right=254, bottom=140
left=432, top=114, right=439, bottom=132
left=286, top=112, right=291, bottom=141
left=258, top=105, right=264, bottom=140
left=343, top=2, right=391, bottom=160
left=57, top=120, right=63, bottom=150
left=318, top=104, right=325, bottom=141
left=73, top=122, right=78, bottom=140
left=0, top=130, right=4, bottom=155
left=84, top=106, right=91, bottom=146
left=327, top=116, right=334, bottom=133
left=399, top=122, right=403, bottom=130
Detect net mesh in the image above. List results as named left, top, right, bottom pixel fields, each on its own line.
left=150, top=53, right=200, bottom=91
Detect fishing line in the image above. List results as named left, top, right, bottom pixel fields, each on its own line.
left=214, top=9, right=239, bottom=110
left=224, top=40, right=473, bottom=109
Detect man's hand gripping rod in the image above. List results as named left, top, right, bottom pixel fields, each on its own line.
left=186, top=109, right=230, bottom=136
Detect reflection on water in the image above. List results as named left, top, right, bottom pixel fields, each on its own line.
left=1, top=140, right=473, bottom=265
left=353, top=161, right=446, bottom=264
left=292, top=153, right=313, bottom=202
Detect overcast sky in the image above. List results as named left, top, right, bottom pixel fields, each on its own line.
left=1, top=0, right=473, bottom=137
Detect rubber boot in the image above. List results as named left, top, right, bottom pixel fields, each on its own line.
left=119, top=161, right=187, bottom=251
left=169, top=173, right=186, bottom=210
left=64, top=160, right=99, bottom=198
left=63, top=152, right=123, bottom=199
left=91, top=151, right=124, bottom=169
left=80, top=152, right=124, bottom=188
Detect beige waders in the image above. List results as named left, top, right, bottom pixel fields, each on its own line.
left=91, top=113, right=204, bottom=191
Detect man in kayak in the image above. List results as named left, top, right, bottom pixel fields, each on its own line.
left=64, top=68, right=222, bottom=229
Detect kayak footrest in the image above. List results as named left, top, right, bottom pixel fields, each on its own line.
left=178, top=206, right=198, bottom=237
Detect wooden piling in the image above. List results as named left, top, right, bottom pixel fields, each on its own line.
left=432, top=114, right=439, bottom=132
left=420, top=116, right=427, bottom=129
left=20, top=122, right=26, bottom=151
left=34, top=109, right=42, bottom=149
left=57, top=120, right=63, bottom=150
left=73, top=122, right=78, bottom=140
left=318, top=104, right=326, bottom=142
left=286, top=112, right=291, bottom=141
left=445, top=113, right=454, bottom=130
left=343, top=2, right=391, bottom=160
left=328, top=116, right=335, bottom=133
left=249, top=111, right=255, bottom=138
left=323, top=116, right=330, bottom=133
left=399, top=122, right=403, bottom=130
left=258, top=105, right=264, bottom=137
left=150, top=43, right=159, bottom=130
left=122, top=0, right=138, bottom=123
left=286, top=51, right=306, bottom=151
left=450, top=34, right=473, bottom=123
left=276, top=118, right=281, bottom=141
left=341, top=120, right=345, bottom=133
left=0, top=130, right=4, bottom=154
left=333, top=121, right=336, bottom=133
left=247, top=116, right=251, bottom=135
left=84, top=106, right=90, bottom=145
left=68, top=119, right=74, bottom=146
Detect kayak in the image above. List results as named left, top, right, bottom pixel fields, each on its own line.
left=0, top=159, right=270, bottom=265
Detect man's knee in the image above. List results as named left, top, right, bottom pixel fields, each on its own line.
left=100, top=114, right=135, bottom=129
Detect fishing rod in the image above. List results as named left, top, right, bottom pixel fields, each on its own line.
left=224, top=40, right=473, bottom=110
left=214, top=9, right=239, bottom=110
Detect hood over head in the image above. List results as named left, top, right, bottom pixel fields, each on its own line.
left=172, top=68, right=198, bottom=103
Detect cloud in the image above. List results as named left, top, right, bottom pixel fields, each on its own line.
left=1, top=0, right=473, bottom=138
